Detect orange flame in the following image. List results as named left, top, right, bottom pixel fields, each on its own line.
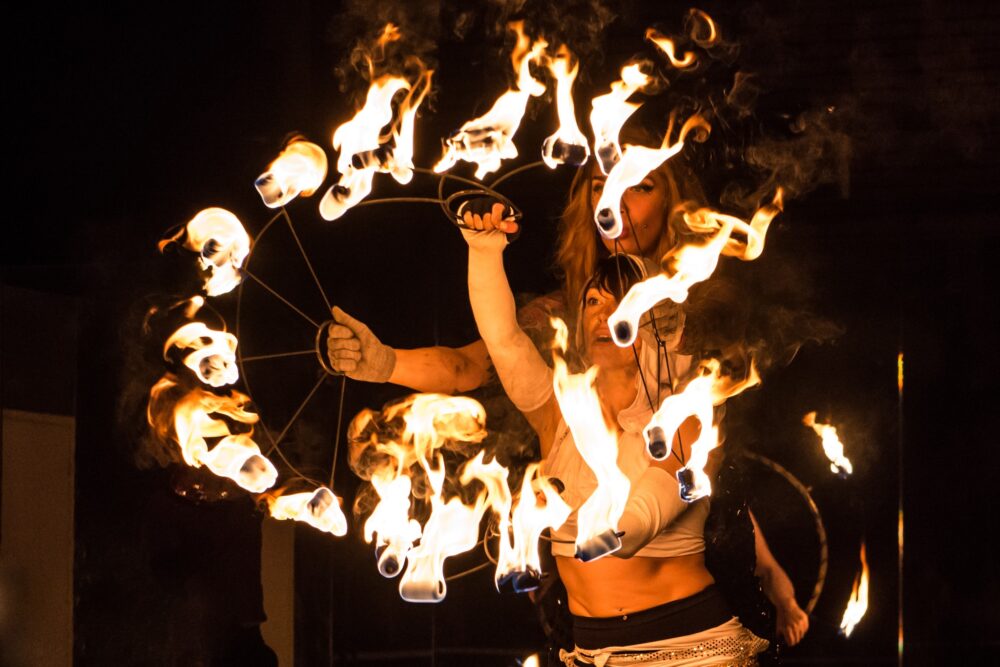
left=163, top=322, right=239, bottom=387
left=507, top=463, right=571, bottom=583
left=541, top=45, right=590, bottom=169
left=803, top=411, right=853, bottom=476
left=593, top=113, right=710, bottom=239
left=550, top=317, right=630, bottom=560
left=434, top=22, right=547, bottom=179
left=398, top=454, right=489, bottom=602
left=254, top=139, right=328, bottom=208
left=588, top=63, right=651, bottom=175
left=394, top=393, right=488, bottom=463
left=364, top=442, right=423, bottom=577
left=354, top=394, right=489, bottom=592
left=645, top=28, right=696, bottom=68
left=320, top=75, right=410, bottom=221
left=608, top=190, right=784, bottom=347
left=147, top=377, right=277, bottom=493
left=650, top=359, right=760, bottom=501
left=840, top=542, right=870, bottom=637
left=158, top=208, right=251, bottom=297
left=269, top=487, right=348, bottom=536
left=687, top=9, right=720, bottom=47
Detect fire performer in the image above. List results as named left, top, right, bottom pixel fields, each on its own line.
left=457, top=217, right=767, bottom=664
left=326, top=132, right=809, bottom=653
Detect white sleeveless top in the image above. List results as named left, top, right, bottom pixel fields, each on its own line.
left=541, top=348, right=709, bottom=559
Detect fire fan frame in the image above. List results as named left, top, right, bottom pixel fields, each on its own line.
left=232, top=161, right=544, bottom=582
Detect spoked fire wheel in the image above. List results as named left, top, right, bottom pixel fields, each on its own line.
left=233, top=164, right=545, bottom=585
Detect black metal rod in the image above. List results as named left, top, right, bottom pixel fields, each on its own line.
left=244, top=269, right=320, bottom=328
left=281, top=207, right=332, bottom=314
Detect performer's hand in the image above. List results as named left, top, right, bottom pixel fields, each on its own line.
left=775, top=598, right=809, bottom=646
left=326, top=306, right=396, bottom=383
left=459, top=199, right=519, bottom=234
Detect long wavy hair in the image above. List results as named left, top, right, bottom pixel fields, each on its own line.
left=555, top=126, right=706, bottom=315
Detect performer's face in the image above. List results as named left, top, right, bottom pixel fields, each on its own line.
left=582, top=287, right=636, bottom=369
left=591, top=173, right=668, bottom=258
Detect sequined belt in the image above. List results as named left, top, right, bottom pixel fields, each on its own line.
left=560, top=618, right=769, bottom=667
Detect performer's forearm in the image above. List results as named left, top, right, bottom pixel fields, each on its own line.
left=389, top=344, right=489, bottom=394
left=467, top=246, right=552, bottom=411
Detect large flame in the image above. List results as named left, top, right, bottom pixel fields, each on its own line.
left=550, top=317, right=630, bottom=561
left=269, top=487, right=349, bottom=536
left=158, top=208, right=251, bottom=297
left=147, top=377, right=277, bottom=493
left=352, top=394, right=489, bottom=595
left=592, top=113, right=710, bottom=239
left=434, top=22, right=547, bottom=179
left=506, top=463, right=571, bottom=584
left=254, top=138, right=328, bottom=208
left=398, top=454, right=489, bottom=603
left=364, top=443, right=423, bottom=578
left=803, top=411, right=853, bottom=476
left=840, top=542, right=870, bottom=637
left=608, top=189, right=784, bottom=347
left=648, top=360, right=760, bottom=501
left=394, top=393, right=488, bottom=463
left=163, top=322, right=239, bottom=388
left=588, top=63, right=650, bottom=175
left=320, top=75, right=410, bottom=221
left=541, top=45, right=590, bottom=169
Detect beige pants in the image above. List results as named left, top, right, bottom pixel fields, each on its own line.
left=560, top=617, right=769, bottom=667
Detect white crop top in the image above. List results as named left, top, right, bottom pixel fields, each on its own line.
left=541, top=349, right=708, bottom=559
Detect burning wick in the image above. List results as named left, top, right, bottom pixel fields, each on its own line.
left=435, top=22, right=547, bottom=179
left=158, top=208, right=251, bottom=297
left=541, top=45, right=590, bottom=169
left=163, top=322, right=239, bottom=388
left=254, top=138, right=328, bottom=208
left=803, top=411, right=853, bottom=477
left=269, top=487, right=348, bottom=536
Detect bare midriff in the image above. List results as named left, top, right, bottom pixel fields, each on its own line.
left=556, top=552, right=715, bottom=618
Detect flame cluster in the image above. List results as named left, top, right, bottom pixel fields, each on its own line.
left=349, top=394, right=568, bottom=601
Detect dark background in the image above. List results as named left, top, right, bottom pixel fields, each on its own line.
left=3, top=0, right=998, bottom=665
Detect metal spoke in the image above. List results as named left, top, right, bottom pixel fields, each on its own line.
left=244, top=269, right=320, bottom=328
left=328, top=374, right=347, bottom=488
left=268, top=373, right=328, bottom=452
left=355, top=196, right=446, bottom=207
left=241, top=349, right=315, bottom=362
left=488, top=160, right=545, bottom=188
left=281, top=207, right=332, bottom=314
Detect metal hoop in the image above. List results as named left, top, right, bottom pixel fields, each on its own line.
left=743, top=452, right=828, bottom=615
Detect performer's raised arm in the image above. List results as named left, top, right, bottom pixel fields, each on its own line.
left=458, top=204, right=560, bottom=453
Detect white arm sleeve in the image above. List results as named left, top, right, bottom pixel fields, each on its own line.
left=466, top=243, right=553, bottom=412
left=615, top=466, right=690, bottom=558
